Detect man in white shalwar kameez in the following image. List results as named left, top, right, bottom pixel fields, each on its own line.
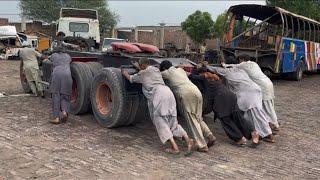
left=224, top=54, right=279, bottom=131
left=122, top=58, right=194, bottom=154
left=207, top=65, right=275, bottom=142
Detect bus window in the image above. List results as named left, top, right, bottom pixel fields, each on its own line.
left=317, top=25, right=320, bottom=42
left=290, top=16, right=295, bottom=39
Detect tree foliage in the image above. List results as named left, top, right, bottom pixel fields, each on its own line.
left=266, top=0, right=320, bottom=21
left=213, top=11, right=227, bottom=38
left=181, top=10, right=215, bottom=45
left=19, top=0, right=118, bottom=34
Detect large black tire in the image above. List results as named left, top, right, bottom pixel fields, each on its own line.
left=70, top=62, right=93, bottom=114
left=124, top=94, right=141, bottom=126
left=82, top=62, right=104, bottom=112
left=90, top=68, right=140, bottom=128
left=132, top=95, right=150, bottom=123
left=20, top=60, right=32, bottom=93
left=86, top=62, right=103, bottom=77
left=41, top=60, right=53, bottom=83
left=290, top=61, right=304, bottom=81
left=262, top=68, right=273, bottom=77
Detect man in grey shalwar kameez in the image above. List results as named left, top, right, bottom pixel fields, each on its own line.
left=122, top=58, right=194, bottom=154
left=225, top=54, right=280, bottom=131
left=48, top=46, right=72, bottom=124
left=207, top=65, right=274, bottom=142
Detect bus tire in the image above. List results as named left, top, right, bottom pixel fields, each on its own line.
left=290, top=61, right=304, bottom=81
left=70, top=62, right=93, bottom=114
left=262, top=68, right=273, bottom=77
left=90, top=67, right=138, bottom=128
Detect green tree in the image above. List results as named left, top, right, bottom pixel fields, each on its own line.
left=181, top=10, right=215, bottom=45
left=213, top=11, right=227, bottom=38
left=266, top=0, right=320, bottom=21
left=19, top=0, right=118, bottom=35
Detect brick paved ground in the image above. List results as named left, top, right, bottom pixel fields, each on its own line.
left=0, top=61, right=319, bottom=179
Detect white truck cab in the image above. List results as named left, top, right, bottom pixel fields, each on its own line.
left=57, top=8, right=100, bottom=48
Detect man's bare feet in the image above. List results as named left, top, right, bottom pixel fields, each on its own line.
left=185, top=139, right=194, bottom=156
left=251, top=131, right=260, bottom=148
left=251, top=131, right=260, bottom=143
left=207, top=134, right=216, bottom=148
left=167, top=138, right=180, bottom=154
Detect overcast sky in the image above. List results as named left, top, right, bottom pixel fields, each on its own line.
left=0, top=0, right=265, bottom=27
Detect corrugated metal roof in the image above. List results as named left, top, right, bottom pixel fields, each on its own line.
left=229, top=4, right=320, bottom=25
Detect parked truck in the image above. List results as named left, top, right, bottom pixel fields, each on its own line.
left=20, top=8, right=214, bottom=128
left=57, top=8, right=100, bottom=49
left=20, top=42, right=213, bottom=128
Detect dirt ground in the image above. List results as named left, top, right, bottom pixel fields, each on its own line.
left=0, top=60, right=319, bottom=180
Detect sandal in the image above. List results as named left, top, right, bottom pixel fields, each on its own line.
left=165, top=148, right=180, bottom=155
left=60, top=111, right=68, bottom=123
left=250, top=141, right=260, bottom=148
left=232, top=137, right=247, bottom=147
left=269, top=123, right=280, bottom=132
left=207, top=135, right=216, bottom=148
left=197, top=146, right=209, bottom=153
left=272, top=127, right=280, bottom=135
left=49, top=118, right=60, bottom=124
left=262, top=135, right=275, bottom=143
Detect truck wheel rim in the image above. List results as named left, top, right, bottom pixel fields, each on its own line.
left=96, top=82, right=112, bottom=115
left=71, top=80, right=78, bottom=103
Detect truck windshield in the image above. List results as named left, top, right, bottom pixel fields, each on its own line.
left=103, top=39, right=125, bottom=48
left=69, top=22, right=89, bottom=32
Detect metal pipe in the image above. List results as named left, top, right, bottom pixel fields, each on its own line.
left=159, top=23, right=166, bottom=49
left=280, top=12, right=285, bottom=37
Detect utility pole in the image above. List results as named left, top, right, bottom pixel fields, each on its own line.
left=159, top=22, right=166, bottom=49
left=21, top=10, right=26, bottom=32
